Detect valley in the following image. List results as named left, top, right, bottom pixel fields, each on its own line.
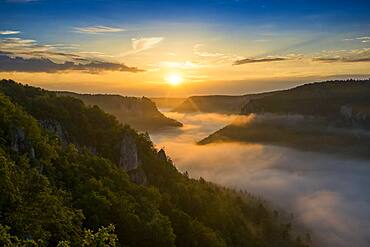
left=151, top=110, right=370, bottom=247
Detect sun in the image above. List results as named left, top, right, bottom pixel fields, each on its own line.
left=165, top=73, right=183, bottom=86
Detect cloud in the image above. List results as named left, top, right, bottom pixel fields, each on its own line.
left=193, top=44, right=225, bottom=58
left=150, top=111, right=370, bottom=247
left=159, top=61, right=201, bottom=69
left=0, top=37, right=144, bottom=73
left=313, top=57, right=370, bottom=63
left=118, top=37, right=164, bottom=57
left=0, top=37, right=89, bottom=63
left=233, top=57, right=287, bottom=65
left=0, top=30, right=20, bottom=35
left=132, top=37, right=164, bottom=51
left=344, top=36, right=370, bottom=43
left=0, top=54, right=143, bottom=73
left=313, top=48, right=370, bottom=63
left=73, top=25, right=125, bottom=34
left=192, top=43, right=242, bottom=66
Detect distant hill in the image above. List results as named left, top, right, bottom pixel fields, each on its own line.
left=173, top=93, right=272, bottom=114
left=200, top=79, right=370, bottom=159
left=150, top=97, right=186, bottom=109
left=241, top=79, right=370, bottom=123
left=58, top=92, right=182, bottom=131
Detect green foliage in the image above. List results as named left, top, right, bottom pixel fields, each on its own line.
left=242, top=79, right=370, bottom=120
left=0, top=225, right=40, bottom=247
left=201, top=79, right=370, bottom=158
left=58, top=92, right=182, bottom=130
left=0, top=224, right=118, bottom=247
left=0, top=80, right=309, bottom=247
left=81, top=224, right=118, bottom=247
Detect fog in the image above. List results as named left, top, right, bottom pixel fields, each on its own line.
left=151, top=111, right=370, bottom=247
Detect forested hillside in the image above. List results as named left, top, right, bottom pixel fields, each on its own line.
left=200, top=79, right=370, bottom=158
left=150, top=97, right=185, bottom=109
left=58, top=92, right=182, bottom=131
left=173, top=93, right=272, bottom=114
left=0, top=80, right=309, bottom=247
left=242, top=79, right=370, bottom=128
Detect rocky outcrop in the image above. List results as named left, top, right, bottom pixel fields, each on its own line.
left=157, top=148, right=167, bottom=162
left=340, top=105, right=370, bottom=128
left=10, top=127, right=25, bottom=152
left=119, top=132, right=139, bottom=171
left=119, top=132, right=147, bottom=184
left=128, top=169, right=147, bottom=185
left=10, top=127, right=35, bottom=159
left=241, top=99, right=265, bottom=114
left=39, top=120, right=69, bottom=146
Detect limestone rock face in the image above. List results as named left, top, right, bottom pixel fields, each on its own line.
left=157, top=148, right=167, bottom=162
left=129, top=169, right=147, bottom=185
left=10, top=127, right=26, bottom=152
left=119, top=132, right=147, bottom=184
left=340, top=105, right=370, bottom=128
left=39, top=120, right=69, bottom=146
left=10, top=127, right=35, bottom=158
left=241, top=99, right=264, bottom=114
left=340, top=105, right=352, bottom=119
left=119, top=132, right=139, bottom=172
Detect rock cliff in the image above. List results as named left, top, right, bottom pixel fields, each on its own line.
left=39, top=119, right=69, bottom=147
left=119, top=131, right=147, bottom=184
left=10, top=127, right=35, bottom=159
left=119, top=132, right=140, bottom=171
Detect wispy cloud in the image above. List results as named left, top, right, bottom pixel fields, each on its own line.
left=233, top=57, right=287, bottom=65
left=132, top=37, right=164, bottom=51
left=193, top=43, right=241, bottom=66
left=118, top=37, right=164, bottom=57
left=159, top=61, right=201, bottom=69
left=193, top=44, right=225, bottom=58
left=344, top=36, right=370, bottom=43
left=0, top=30, right=20, bottom=35
left=73, top=25, right=125, bottom=34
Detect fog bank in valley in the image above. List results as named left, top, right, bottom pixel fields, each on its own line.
left=151, top=112, right=370, bottom=247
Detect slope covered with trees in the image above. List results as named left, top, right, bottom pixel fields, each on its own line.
left=172, top=93, right=272, bottom=114
left=241, top=79, right=370, bottom=126
left=0, top=79, right=309, bottom=247
left=200, top=79, right=370, bottom=158
left=58, top=92, right=182, bottom=131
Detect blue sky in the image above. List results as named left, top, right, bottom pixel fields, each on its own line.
left=0, top=0, right=369, bottom=96
left=2, top=0, right=369, bottom=42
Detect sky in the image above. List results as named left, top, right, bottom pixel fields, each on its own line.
left=0, top=0, right=370, bottom=96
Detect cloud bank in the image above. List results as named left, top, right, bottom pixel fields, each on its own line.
left=0, top=37, right=144, bottom=73
left=0, top=54, right=143, bottom=73
left=151, top=111, right=370, bottom=247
